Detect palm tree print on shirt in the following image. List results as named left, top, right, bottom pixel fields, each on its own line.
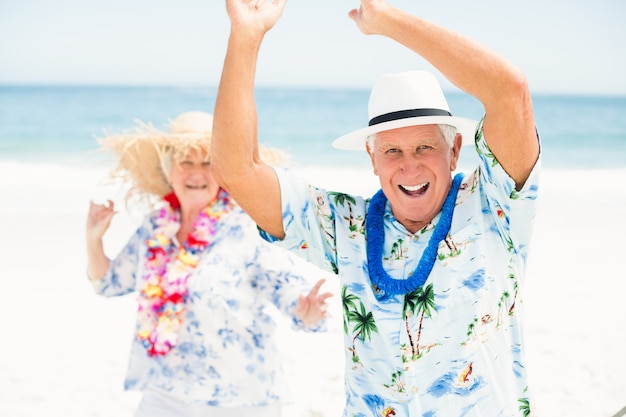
left=402, top=283, right=436, bottom=360
left=342, top=285, right=379, bottom=364
left=329, top=192, right=365, bottom=237
left=518, top=396, right=531, bottom=417
left=341, top=285, right=359, bottom=334
left=390, top=238, right=405, bottom=260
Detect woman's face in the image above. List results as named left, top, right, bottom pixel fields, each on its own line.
left=167, top=148, right=220, bottom=210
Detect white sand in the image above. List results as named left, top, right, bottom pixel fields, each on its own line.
left=1, top=161, right=625, bottom=417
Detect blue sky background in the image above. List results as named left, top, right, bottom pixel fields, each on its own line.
left=1, top=0, right=625, bottom=95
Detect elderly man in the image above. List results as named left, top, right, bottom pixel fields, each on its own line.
left=211, top=0, right=540, bottom=416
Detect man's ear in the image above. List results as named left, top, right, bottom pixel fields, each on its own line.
left=450, top=132, right=462, bottom=171
left=366, top=141, right=378, bottom=176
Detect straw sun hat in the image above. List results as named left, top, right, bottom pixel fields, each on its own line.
left=98, top=111, right=290, bottom=206
left=332, top=70, right=478, bottom=150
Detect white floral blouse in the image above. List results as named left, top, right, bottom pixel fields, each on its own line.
left=261, top=120, right=541, bottom=417
left=90, top=205, right=325, bottom=407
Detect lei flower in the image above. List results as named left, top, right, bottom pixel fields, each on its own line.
left=136, top=189, right=233, bottom=356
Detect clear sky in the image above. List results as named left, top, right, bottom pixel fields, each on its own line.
left=1, top=0, right=625, bottom=95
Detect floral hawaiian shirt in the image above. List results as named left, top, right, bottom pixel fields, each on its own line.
left=261, top=120, right=541, bottom=417
left=90, top=206, right=324, bottom=407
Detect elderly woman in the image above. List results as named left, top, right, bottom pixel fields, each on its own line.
left=85, top=111, right=331, bottom=417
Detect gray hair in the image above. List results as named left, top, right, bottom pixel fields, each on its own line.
left=438, top=124, right=458, bottom=147
left=366, top=124, right=457, bottom=149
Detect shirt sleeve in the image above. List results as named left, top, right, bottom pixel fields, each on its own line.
left=258, top=167, right=340, bottom=275
left=474, top=117, right=541, bottom=256
left=88, top=214, right=153, bottom=297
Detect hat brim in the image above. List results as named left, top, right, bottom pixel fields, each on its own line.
left=332, top=115, right=478, bottom=151
left=98, top=126, right=290, bottom=201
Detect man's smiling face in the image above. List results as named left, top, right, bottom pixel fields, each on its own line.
left=367, top=123, right=461, bottom=234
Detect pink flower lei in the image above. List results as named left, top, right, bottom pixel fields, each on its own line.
left=136, top=189, right=234, bottom=357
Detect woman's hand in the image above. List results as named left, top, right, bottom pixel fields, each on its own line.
left=294, top=278, right=333, bottom=326
left=86, top=200, right=116, bottom=243
left=85, top=200, right=116, bottom=281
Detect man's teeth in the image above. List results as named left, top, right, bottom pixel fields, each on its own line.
left=401, top=183, right=427, bottom=192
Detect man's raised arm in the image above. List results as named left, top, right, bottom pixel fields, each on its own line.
left=350, top=1, right=539, bottom=188
left=211, top=0, right=287, bottom=239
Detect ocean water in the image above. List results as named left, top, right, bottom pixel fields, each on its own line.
left=1, top=85, right=625, bottom=170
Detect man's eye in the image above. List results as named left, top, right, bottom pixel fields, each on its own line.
left=385, top=148, right=400, bottom=154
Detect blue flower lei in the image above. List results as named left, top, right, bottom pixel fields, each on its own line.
left=366, top=173, right=464, bottom=295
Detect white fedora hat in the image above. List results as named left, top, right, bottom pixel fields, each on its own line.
left=332, top=70, right=477, bottom=150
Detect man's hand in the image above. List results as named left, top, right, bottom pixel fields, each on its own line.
left=348, top=0, right=391, bottom=36
left=226, top=0, right=287, bottom=35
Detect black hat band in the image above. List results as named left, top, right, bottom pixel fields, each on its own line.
left=369, top=108, right=452, bottom=127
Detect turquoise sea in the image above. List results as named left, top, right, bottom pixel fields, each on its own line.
left=1, top=85, right=625, bottom=170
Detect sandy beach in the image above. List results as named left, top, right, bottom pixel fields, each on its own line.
left=1, top=161, right=625, bottom=417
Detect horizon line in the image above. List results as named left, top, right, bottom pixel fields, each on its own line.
left=0, top=82, right=625, bottom=98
